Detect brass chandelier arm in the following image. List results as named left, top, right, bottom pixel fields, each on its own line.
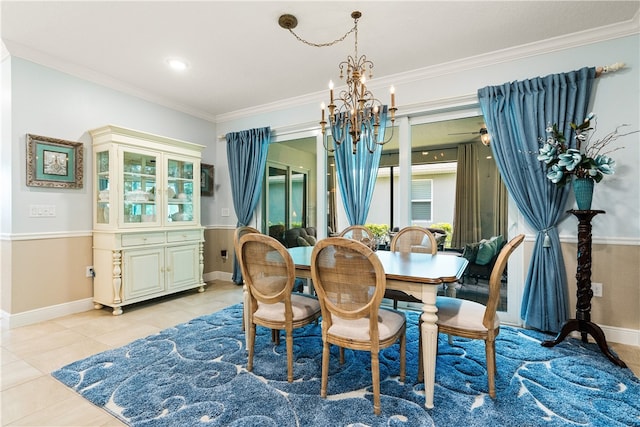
left=280, top=10, right=396, bottom=154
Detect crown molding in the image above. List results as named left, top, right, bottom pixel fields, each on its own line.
left=4, top=14, right=638, bottom=126
left=3, top=39, right=218, bottom=122
left=215, top=16, right=639, bottom=124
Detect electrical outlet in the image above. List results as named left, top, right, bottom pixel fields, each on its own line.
left=221, top=249, right=228, bottom=259
left=592, top=282, right=603, bottom=297
left=86, top=266, right=95, bottom=278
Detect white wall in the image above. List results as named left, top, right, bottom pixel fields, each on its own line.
left=5, top=58, right=217, bottom=236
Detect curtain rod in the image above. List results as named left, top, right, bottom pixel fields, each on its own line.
left=596, top=62, right=624, bottom=77
left=218, top=62, right=624, bottom=141
left=218, top=122, right=318, bottom=141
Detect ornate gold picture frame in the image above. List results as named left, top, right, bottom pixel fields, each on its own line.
left=27, top=134, right=84, bottom=189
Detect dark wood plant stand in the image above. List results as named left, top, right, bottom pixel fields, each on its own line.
left=541, top=210, right=627, bottom=368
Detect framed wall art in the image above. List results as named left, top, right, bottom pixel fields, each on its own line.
left=201, top=163, right=214, bottom=196
left=26, top=134, right=84, bottom=189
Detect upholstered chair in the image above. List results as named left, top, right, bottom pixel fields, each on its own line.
left=233, top=226, right=260, bottom=333
left=311, top=237, right=406, bottom=415
left=338, top=225, right=375, bottom=241
left=418, top=234, right=524, bottom=398
left=238, top=233, right=321, bottom=383
left=386, top=226, right=438, bottom=309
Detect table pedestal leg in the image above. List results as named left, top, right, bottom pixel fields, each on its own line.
left=420, top=287, right=438, bottom=409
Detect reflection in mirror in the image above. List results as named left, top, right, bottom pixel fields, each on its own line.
left=267, top=165, right=287, bottom=227
left=290, top=170, right=307, bottom=228
left=263, top=137, right=316, bottom=244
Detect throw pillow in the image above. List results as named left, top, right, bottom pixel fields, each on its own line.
left=304, top=235, right=317, bottom=246
left=462, top=241, right=483, bottom=262
left=475, top=235, right=504, bottom=265
left=296, top=236, right=310, bottom=247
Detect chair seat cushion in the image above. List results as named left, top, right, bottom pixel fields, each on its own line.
left=436, top=296, right=500, bottom=332
left=255, top=294, right=320, bottom=322
left=328, top=308, right=405, bottom=341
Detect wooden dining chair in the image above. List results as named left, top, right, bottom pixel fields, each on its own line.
left=233, top=226, right=260, bottom=334
left=385, top=226, right=438, bottom=309
left=311, top=237, right=406, bottom=415
left=418, top=234, right=524, bottom=398
left=338, top=225, right=375, bottom=241
left=238, top=233, right=321, bottom=383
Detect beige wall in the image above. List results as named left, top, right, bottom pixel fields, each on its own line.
left=5, top=236, right=93, bottom=313
left=1, top=240, right=12, bottom=312
left=521, top=241, right=639, bottom=331
left=564, top=242, right=639, bottom=330
left=203, top=228, right=235, bottom=276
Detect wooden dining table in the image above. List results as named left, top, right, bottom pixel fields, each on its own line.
left=287, top=245, right=468, bottom=409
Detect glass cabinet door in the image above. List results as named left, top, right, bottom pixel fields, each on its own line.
left=122, top=150, right=158, bottom=225
left=96, top=150, right=110, bottom=224
left=167, top=158, right=194, bottom=223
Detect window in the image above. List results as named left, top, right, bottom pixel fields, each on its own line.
left=411, top=178, right=432, bottom=224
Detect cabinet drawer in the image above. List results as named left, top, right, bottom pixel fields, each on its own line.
left=121, top=232, right=165, bottom=247
left=167, top=229, right=202, bottom=243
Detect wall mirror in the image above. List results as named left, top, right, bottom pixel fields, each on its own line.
left=262, top=136, right=317, bottom=243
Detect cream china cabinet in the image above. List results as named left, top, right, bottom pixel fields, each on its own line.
left=90, top=125, right=206, bottom=315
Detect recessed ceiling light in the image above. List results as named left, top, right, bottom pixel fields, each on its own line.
left=166, top=58, right=189, bottom=71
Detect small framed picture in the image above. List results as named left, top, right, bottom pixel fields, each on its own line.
left=201, top=163, right=214, bottom=196
left=26, top=134, right=84, bottom=189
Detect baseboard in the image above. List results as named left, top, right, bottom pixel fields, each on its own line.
left=569, top=325, right=639, bottom=347
left=2, top=272, right=235, bottom=329
left=204, top=271, right=233, bottom=283
left=501, top=319, right=639, bottom=347
left=1, top=298, right=95, bottom=329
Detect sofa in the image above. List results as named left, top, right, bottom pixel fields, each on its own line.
left=268, top=225, right=317, bottom=248
left=460, top=235, right=506, bottom=284
left=284, top=227, right=317, bottom=248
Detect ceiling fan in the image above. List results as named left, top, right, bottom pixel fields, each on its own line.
left=449, top=127, right=491, bottom=146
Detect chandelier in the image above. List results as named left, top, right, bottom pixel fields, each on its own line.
left=279, top=11, right=397, bottom=153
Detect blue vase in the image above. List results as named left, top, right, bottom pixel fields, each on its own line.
left=573, top=177, right=594, bottom=210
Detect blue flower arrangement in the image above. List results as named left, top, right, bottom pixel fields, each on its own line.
left=537, top=113, right=633, bottom=186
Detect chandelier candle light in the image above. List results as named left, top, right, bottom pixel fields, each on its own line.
left=279, top=11, right=397, bottom=153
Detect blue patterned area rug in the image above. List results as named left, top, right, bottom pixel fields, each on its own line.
left=52, top=304, right=639, bottom=426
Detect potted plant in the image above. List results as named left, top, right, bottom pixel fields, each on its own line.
left=537, top=113, right=636, bottom=209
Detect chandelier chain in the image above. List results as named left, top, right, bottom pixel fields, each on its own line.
left=278, top=10, right=396, bottom=153
left=285, top=21, right=358, bottom=48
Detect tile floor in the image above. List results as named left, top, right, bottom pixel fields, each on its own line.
left=1, top=280, right=638, bottom=426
